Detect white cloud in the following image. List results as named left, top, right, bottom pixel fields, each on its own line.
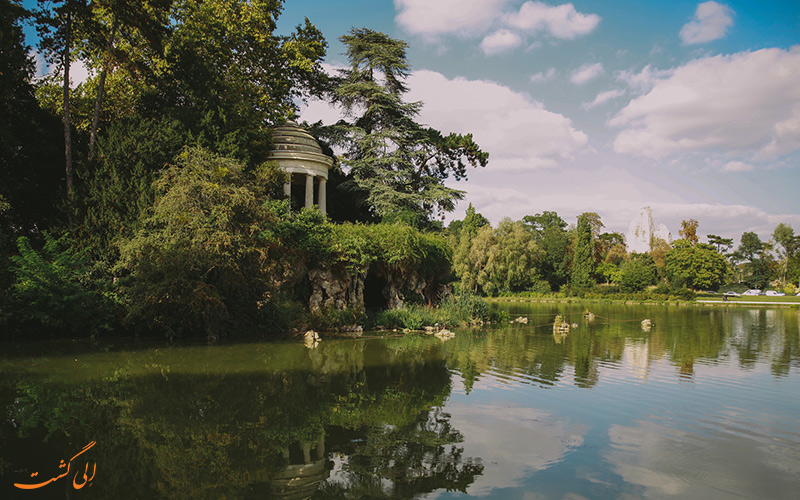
left=300, top=69, right=588, bottom=172
left=530, top=67, right=557, bottom=83
left=446, top=400, right=584, bottom=495
left=611, top=47, right=800, bottom=160
left=721, top=161, right=755, bottom=172
left=395, top=1, right=598, bottom=55
left=407, top=70, right=589, bottom=172
left=680, top=1, right=734, bottom=45
left=583, top=89, right=626, bottom=110
left=34, top=52, right=92, bottom=88
left=481, top=29, right=523, bottom=55
left=617, top=64, right=674, bottom=94
left=570, top=62, right=604, bottom=85
left=394, top=0, right=508, bottom=37
left=505, top=1, right=600, bottom=39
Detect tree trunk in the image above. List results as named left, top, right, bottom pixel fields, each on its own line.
left=88, top=21, right=117, bottom=161
left=63, top=11, right=73, bottom=201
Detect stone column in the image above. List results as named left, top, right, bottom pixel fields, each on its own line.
left=305, top=173, right=314, bottom=209
left=318, top=177, right=327, bottom=215
left=283, top=173, right=291, bottom=199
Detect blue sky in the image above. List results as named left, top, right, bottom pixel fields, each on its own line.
left=23, top=1, right=800, bottom=241
left=282, top=0, right=800, bottom=241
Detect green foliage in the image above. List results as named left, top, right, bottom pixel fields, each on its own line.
left=619, top=253, right=657, bottom=292
left=9, top=232, right=116, bottom=336
left=81, top=116, right=188, bottom=258
left=117, top=147, right=292, bottom=338
left=665, top=241, right=728, bottom=290
left=570, top=213, right=595, bottom=289
left=373, top=291, right=499, bottom=329
left=479, top=218, right=540, bottom=296
left=330, top=221, right=452, bottom=280
left=310, top=306, right=367, bottom=331
left=0, top=0, right=63, bottom=230
left=324, top=28, right=487, bottom=223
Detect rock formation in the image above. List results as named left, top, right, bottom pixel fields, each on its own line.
left=626, top=207, right=655, bottom=254
left=654, top=223, right=672, bottom=244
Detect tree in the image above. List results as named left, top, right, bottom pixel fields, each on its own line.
left=771, top=223, right=798, bottom=286
left=117, top=147, right=290, bottom=338
left=522, top=211, right=569, bottom=290
left=679, top=219, right=699, bottom=245
left=160, top=0, right=328, bottom=165
left=34, top=0, right=94, bottom=202
left=735, top=232, right=772, bottom=288
left=452, top=204, right=489, bottom=289
left=570, top=213, right=594, bottom=289
left=619, top=253, right=657, bottom=292
left=479, top=219, right=540, bottom=295
left=707, top=234, right=733, bottom=254
left=328, top=28, right=488, bottom=224
left=665, top=241, right=728, bottom=290
left=84, top=0, right=172, bottom=160
left=0, top=0, right=63, bottom=230
left=522, top=211, right=567, bottom=234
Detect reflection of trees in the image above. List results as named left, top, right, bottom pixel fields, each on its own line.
left=317, top=408, right=483, bottom=499
left=0, top=337, right=482, bottom=500
left=443, top=303, right=798, bottom=387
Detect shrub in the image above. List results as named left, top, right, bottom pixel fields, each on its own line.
left=9, top=233, right=117, bottom=336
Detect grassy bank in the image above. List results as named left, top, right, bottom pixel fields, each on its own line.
left=485, top=294, right=800, bottom=308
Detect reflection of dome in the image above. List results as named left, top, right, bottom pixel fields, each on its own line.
left=269, top=460, right=329, bottom=500
left=269, top=437, right=329, bottom=500
left=268, top=121, right=334, bottom=214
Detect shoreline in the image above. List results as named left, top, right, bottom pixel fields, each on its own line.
left=485, top=297, right=800, bottom=308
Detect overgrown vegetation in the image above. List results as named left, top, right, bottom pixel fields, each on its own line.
left=373, top=292, right=507, bottom=331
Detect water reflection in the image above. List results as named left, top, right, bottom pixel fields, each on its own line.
left=0, top=338, right=483, bottom=499
left=1, top=303, right=799, bottom=499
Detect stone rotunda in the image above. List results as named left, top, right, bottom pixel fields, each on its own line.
left=267, top=121, right=334, bottom=214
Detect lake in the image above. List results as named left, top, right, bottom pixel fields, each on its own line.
left=1, top=302, right=799, bottom=499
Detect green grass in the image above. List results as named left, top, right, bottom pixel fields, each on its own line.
left=699, top=294, right=800, bottom=303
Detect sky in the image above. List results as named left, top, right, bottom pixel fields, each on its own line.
left=277, top=0, right=800, bottom=242
left=22, top=1, right=800, bottom=242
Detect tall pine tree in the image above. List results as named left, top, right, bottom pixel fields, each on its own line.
left=327, top=28, right=488, bottom=227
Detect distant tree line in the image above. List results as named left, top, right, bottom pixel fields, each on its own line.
left=447, top=204, right=800, bottom=298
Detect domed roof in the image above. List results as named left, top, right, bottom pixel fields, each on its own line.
left=267, top=121, right=333, bottom=178
left=270, top=121, right=325, bottom=155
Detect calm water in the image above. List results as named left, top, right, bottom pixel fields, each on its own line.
left=1, top=302, right=799, bottom=500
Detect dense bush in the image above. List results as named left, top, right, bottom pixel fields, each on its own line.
left=8, top=232, right=117, bottom=337
left=116, top=147, right=294, bottom=338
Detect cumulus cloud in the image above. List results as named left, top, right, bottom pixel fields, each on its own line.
left=299, top=68, right=589, bottom=172
left=611, top=47, right=800, bottom=159
left=583, top=89, right=626, bottom=110
left=570, top=62, right=604, bottom=85
left=408, top=70, right=589, bottom=171
left=505, top=1, right=601, bottom=39
left=530, top=67, right=557, bottom=83
left=394, top=0, right=507, bottom=37
left=395, top=1, right=599, bottom=54
left=480, top=29, right=523, bottom=55
left=680, top=1, right=734, bottom=45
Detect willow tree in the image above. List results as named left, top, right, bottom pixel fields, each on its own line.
left=328, top=28, right=488, bottom=226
